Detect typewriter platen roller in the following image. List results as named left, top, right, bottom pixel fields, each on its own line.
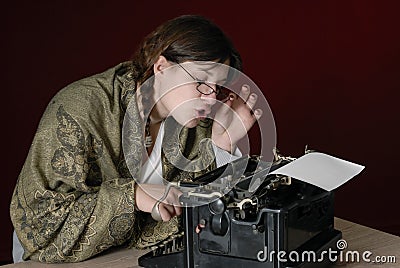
left=138, top=153, right=342, bottom=268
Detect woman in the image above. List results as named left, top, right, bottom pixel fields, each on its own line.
left=10, top=15, right=262, bottom=263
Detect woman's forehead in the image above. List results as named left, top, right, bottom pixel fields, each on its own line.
left=182, top=61, right=230, bottom=80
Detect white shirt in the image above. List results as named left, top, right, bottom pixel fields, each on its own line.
left=139, top=121, right=241, bottom=184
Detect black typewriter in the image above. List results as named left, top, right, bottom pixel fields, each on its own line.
left=138, top=151, right=342, bottom=268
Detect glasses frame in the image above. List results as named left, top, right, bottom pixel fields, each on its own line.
left=177, top=63, right=222, bottom=96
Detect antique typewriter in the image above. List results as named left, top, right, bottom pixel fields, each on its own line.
left=138, top=151, right=342, bottom=268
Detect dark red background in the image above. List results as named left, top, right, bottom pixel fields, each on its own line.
left=2, top=1, right=399, bottom=264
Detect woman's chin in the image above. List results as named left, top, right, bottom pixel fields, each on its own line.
left=174, top=116, right=206, bottom=128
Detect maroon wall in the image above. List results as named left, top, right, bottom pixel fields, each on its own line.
left=2, top=1, right=399, bottom=264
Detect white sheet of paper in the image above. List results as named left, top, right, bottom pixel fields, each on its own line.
left=269, top=152, right=365, bottom=191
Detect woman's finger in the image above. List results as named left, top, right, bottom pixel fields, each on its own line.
left=159, top=203, right=174, bottom=221
left=253, top=108, right=263, bottom=120
left=238, top=84, right=251, bottom=103
left=246, top=93, right=258, bottom=110
left=174, top=205, right=182, bottom=216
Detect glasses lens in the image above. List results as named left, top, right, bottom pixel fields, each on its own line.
left=197, top=82, right=215, bottom=95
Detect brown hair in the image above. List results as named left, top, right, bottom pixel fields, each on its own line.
left=130, top=15, right=242, bottom=86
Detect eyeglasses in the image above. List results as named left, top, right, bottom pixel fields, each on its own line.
left=177, top=63, right=222, bottom=96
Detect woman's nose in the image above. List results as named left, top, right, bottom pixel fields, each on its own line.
left=201, top=93, right=217, bottom=106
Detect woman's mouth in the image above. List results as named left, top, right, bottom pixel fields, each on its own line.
left=194, top=108, right=211, bottom=120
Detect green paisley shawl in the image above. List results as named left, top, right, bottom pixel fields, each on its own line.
left=10, top=62, right=216, bottom=263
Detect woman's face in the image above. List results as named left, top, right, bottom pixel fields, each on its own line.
left=152, top=58, right=229, bottom=128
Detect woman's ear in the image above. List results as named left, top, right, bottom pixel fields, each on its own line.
left=153, top=55, right=171, bottom=74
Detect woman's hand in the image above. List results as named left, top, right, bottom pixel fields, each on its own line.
left=134, top=183, right=182, bottom=221
left=212, top=85, right=262, bottom=153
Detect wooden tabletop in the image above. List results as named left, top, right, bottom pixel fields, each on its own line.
left=334, top=218, right=399, bottom=267
left=3, top=218, right=399, bottom=267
